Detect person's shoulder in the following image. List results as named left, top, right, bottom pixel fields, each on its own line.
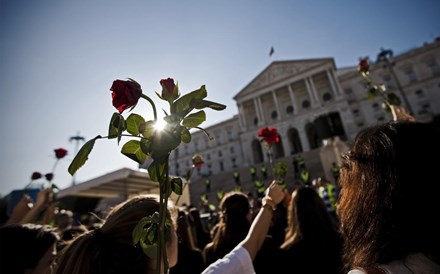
left=201, top=246, right=254, bottom=274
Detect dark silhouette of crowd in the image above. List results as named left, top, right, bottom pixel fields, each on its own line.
left=1, top=105, right=439, bottom=274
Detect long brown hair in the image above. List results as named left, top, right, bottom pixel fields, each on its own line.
left=338, top=121, right=440, bottom=269
left=203, top=191, right=250, bottom=265
left=280, top=186, right=340, bottom=250
left=54, top=194, right=177, bottom=274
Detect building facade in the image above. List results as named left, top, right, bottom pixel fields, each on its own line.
left=168, top=38, right=440, bottom=208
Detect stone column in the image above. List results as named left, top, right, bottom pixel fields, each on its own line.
left=238, top=103, right=247, bottom=130
left=253, top=98, right=262, bottom=126
left=257, top=97, right=266, bottom=125
left=271, top=90, right=281, bottom=120
left=288, top=84, right=298, bottom=113
left=306, top=77, right=320, bottom=106
left=327, top=69, right=342, bottom=95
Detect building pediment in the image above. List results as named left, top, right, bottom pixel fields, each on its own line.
left=234, top=58, right=333, bottom=100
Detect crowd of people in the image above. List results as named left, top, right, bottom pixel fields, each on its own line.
left=1, top=105, right=440, bottom=274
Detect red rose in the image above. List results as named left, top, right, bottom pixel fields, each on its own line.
left=192, top=154, right=204, bottom=168
left=110, top=79, right=142, bottom=113
left=45, top=173, right=54, bottom=182
left=54, top=148, right=68, bottom=159
left=31, top=172, right=42, bottom=180
left=357, top=58, right=370, bottom=74
left=258, top=127, right=280, bottom=145
left=160, top=78, right=178, bottom=102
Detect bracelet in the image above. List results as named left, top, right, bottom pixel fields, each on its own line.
left=262, top=196, right=276, bottom=211
left=262, top=204, right=274, bottom=212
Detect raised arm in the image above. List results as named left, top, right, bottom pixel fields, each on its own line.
left=390, top=105, right=416, bottom=122
left=241, top=181, right=285, bottom=260
left=19, top=188, right=52, bottom=224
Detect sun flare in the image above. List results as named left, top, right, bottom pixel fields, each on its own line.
left=154, top=119, right=167, bottom=131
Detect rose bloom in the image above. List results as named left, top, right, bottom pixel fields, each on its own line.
left=160, top=78, right=178, bottom=102
left=31, top=172, right=42, bottom=180
left=357, top=58, right=370, bottom=74
left=45, top=173, right=54, bottom=182
left=192, top=154, right=204, bottom=168
left=110, top=79, right=142, bottom=113
left=258, top=127, right=280, bottom=144
left=54, top=148, right=68, bottom=159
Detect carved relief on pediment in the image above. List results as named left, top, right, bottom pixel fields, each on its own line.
left=244, top=61, right=318, bottom=94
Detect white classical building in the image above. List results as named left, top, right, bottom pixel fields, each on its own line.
left=168, top=38, right=440, bottom=207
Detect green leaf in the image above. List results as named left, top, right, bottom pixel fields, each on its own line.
left=173, top=85, right=207, bottom=117
left=155, top=91, right=164, bottom=101
left=121, top=140, right=147, bottom=165
left=141, top=244, right=158, bottom=259
left=68, top=136, right=101, bottom=175
left=139, top=138, right=153, bottom=155
left=170, top=177, right=183, bottom=195
left=182, top=110, right=206, bottom=128
left=151, top=129, right=181, bottom=160
left=274, top=162, right=288, bottom=177
left=145, top=223, right=158, bottom=244
left=132, top=215, right=154, bottom=245
left=147, top=161, right=167, bottom=182
left=126, top=113, right=145, bottom=136
left=108, top=113, right=124, bottom=139
left=180, top=126, right=191, bottom=143
left=117, top=116, right=126, bottom=145
left=139, top=120, right=156, bottom=139
left=189, top=99, right=227, bottom=111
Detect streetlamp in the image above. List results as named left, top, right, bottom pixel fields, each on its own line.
left=376, top=48, right=413, bottom=114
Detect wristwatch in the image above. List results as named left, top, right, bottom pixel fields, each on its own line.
left=262, top=196, right=276, bottom=211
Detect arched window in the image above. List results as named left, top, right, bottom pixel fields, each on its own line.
left=323, top=92, right=332, bottom=102
left=302, top=100, right=311, bottom=109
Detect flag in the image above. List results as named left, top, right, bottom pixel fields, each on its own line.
left=269, top=46, right=274, bottom=57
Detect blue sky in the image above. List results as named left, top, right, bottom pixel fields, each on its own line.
left=1, top=0, right=439, bottom=196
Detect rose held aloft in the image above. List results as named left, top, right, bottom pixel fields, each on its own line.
left=111, top=79, right=142, bottom=113
left=192, top=154, right=204, bottom=168
left=54, top=148, right=68, bottom=159
left=257, top=127, right=280, bottom=145
left=357, top=58, right=369, bottom=74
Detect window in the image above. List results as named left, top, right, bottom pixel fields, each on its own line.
left=302, top=100, right=310, bottom=108
left=226, top=127, right=234, bottom=141
left=218, top=150, right=222, bottom=157
left=253, top=117, right=258, bottom=125
left=194, top=139, right=199, bottom=150
left=404, top=67, right=417, bottom=82
left=271, top=111, right=278, bottom=120
left=215, top=131, right=222, bottom=145
left=383, top=75, right=394, bottom=89
left=230, top=146, right=235, bottom=154
left=426, top=59, right=440, bottom=75
left=344, top=88, right=353, bottom=95
left=415, top=89, right=424, bottom=98
left=372, top=102, right=380, bottom=111
left=286, top=105, right=294, bottom=114
left=322, top=92, right=332, bottom=102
